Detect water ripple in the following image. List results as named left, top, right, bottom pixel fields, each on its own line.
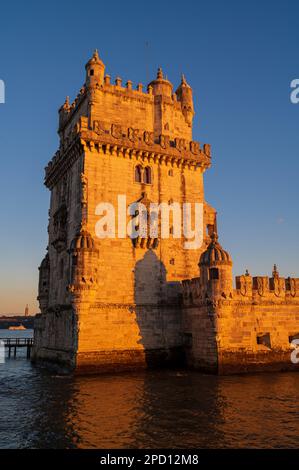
left=1, top=340, right=299, bottom=448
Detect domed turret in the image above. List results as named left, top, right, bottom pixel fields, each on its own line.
left=147, top=67, right=173, bottom=97
left=85, top=49, right=105, bottom=88
left=199, top=233, right=233, bottom=298
left=68, top=228, right=99, bottom=304
left=175, top=74, right=194, bottom=126
left=199, top=232, right=232, bottom=266
left=58, top=96, right=71, bottom=130
left=69, top=229, right=95, bottom=253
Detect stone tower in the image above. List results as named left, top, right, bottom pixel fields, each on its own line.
left=32, top=50, right=217, bottom=373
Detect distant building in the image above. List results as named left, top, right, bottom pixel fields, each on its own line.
left=33, top=51, right=299, bottom=374
left=25, top=304, right=29, bottom=317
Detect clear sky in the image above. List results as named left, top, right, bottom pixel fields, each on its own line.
left=0, top=0, right=298, bottom=314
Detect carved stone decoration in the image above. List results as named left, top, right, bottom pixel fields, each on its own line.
left=236, top=270, right=253, bottom=297
left=52, top=204, right=68, bottom=252
left=203, top=143, right=211, bottom=157
left=130, top=191, right=159, bottom=249
left=257, top=277, right=266, bottom=296
left=273, top=277, right=281, bottom=297
left=93, top=120, right=106, bottom=135
left=68, top=229, right=99, bottom=304
left=175, top=138, right=186, bottom=152
left=111, top=123, right=122, bottom=139
left=159, top=134, right=170, bottom=149
left=128, top=127, right=139, bottom=142
left=239, top=275, right=247, bottom=296
left=270, top=265, right=283, bottom=297
left=190, top=141, right=200, bottom=155
left=288, top=278, right=297, bottom=297
left=81, top=173, right=88, bottom=205
left=144, top=131, right=154, bottom=146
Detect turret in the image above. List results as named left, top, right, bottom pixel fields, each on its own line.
left=58, top=96, right=70, bottom=131
left=147, top=67, right=173, bottom=98
left=199, top=233, right=233, bottom=299
left=85, top=49, right=105, bottom=88
left=68, top=228, right=99, bottom=306
left=175, top=74, right=194, bottom=126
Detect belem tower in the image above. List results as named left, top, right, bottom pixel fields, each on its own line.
left=33, top=50, right=299, bottom=374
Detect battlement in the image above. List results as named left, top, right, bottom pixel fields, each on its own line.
left=182, top=264, right=299, bottom=374
left=56, top=51, right=197, bottom=163
left=59, top=68, right=194, bottom=129
left=58, top=76, right=193, bottom=130
left=58, top=77, right=155, bottom=130
left=182, top=268, right=299, bottom=306
left=235, top=272, right=299, bottom=299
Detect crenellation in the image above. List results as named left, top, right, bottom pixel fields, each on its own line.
left=252, top=276, right=269, bottom=296
left=234, top=273, right=299, bottom=301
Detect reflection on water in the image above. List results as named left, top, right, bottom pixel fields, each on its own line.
left=0, top=331, right=299, bottom=448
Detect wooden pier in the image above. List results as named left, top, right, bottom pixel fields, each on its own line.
left=1, top=338, right=34, bottom=359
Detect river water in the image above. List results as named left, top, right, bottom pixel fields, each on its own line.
left=0, top=330, right=299, bottom=449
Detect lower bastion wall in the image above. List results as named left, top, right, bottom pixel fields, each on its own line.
left=33, top=229, right=299, bottom=376
left=182, top=274, right=299, bottom=374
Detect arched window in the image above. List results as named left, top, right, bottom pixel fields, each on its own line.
left=143, top=166, right=152, bottom=184
left=135, top=165, right=142, bottom=183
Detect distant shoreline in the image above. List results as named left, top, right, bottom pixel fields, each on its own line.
left=0, top=315, right=35, bottom=330
left=0, top=328, right=33, bottom=331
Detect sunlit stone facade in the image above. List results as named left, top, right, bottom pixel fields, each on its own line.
left=33, top=51, right=299, bottom=374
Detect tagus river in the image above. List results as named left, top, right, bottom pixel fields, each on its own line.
left=1, top=330, right=299, bottom=449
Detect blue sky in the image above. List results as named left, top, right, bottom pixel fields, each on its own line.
left=0, top=0, right=298, bottom=313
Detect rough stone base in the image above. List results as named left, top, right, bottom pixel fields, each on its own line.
left=188, top=361, right=218, bottom=374
left=75, top=347, right=185, bottom=375
left=218, top=350, right=299, bottom=375
left=31, top=347, right=76, bottom=373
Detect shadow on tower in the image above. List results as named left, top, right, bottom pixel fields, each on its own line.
left=134, top=249, right=185, bottom=368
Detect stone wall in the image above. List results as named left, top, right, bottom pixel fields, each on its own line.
left=32, top=307, right=77, bottom=370
left=76, top=303, right=183, bottom=373
left=182, top=274, right=299, bottom=374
